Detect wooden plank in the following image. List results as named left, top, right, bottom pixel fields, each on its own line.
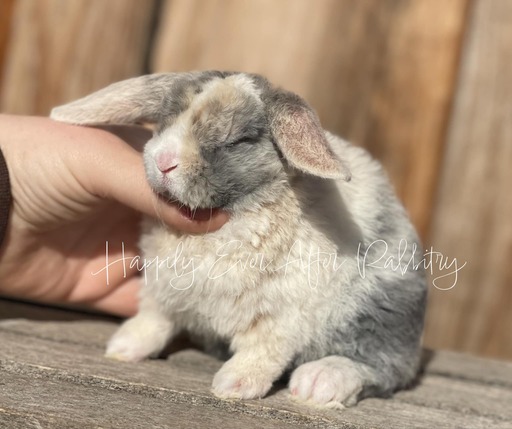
left=0, top=372, right=304, bottom=429
left=395, top=375, right=512, bottom=421
left=151, top=0, right=469, bottom=240
left=423, top=349, right=512, bottom=388
left=0, top=0, right=159, bottom=115
left=0, top=0, right=16, bottom=76
left=0, top=319, right=115, bottom=349
left=1, top=341, right=508, bottom=429
left=1, top=320, right=511, bottom=428
left=4, top=319, right=512, bottom=388
left=424, top=0, right=512, bottom=360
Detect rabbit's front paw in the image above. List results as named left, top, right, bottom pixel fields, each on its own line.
left=289, top=356, right=364, bottom=408
left=212, top=360, right=274, bottom=399
left=105, top=316, right=171, bottom=362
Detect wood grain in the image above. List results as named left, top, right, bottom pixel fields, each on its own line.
left=0, top=0, right=158, bottom=115
left=151, top=0, right=468, bottom=239
left=1, top=371, right=307, bottom=429
left=0, top=0, right=16, bottom=78
left=423, top=0, right=512, bottom=360
left=1, top=319, right=511, bottom=428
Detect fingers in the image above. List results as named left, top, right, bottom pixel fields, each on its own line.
left=78, top=127, right=230, bottom=234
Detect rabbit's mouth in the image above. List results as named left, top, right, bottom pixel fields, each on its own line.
left=158, top=192, right=222, bottom=222
left=154, top=185, right=229, bottom=222
left=174, top=203, right=221, bottom=222
left=156, top=186, right=229, bottom=221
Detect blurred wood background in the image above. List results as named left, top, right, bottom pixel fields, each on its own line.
left=0, top=0, right=510, bottom=360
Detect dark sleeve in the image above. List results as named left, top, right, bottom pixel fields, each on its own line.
left=0, top=146, right=12, bottom=249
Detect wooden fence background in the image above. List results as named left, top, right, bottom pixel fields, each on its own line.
left=0, top=0, right=510, bottom=360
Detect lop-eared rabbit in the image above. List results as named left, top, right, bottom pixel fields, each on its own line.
left=51, top=71, right=427, bottom=408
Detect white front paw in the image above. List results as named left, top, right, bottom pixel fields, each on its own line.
left=105, top=316, right=171, bottom=362
left=289, top=356, right=364, bottom=407
left=212, top=361, right=274, bottom=399
left=105, top=333, right=152, bottom=362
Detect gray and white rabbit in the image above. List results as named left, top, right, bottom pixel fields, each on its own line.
left=51, top=71, right=427, bottom=408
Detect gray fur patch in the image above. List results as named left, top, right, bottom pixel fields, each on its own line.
left=198, top=134, right=283, bottom=208
left=291, top=232, right=427, bottom=399
left=157, top=71, right=234, bottom=130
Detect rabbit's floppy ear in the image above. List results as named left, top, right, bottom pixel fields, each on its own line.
left=265, top=89, right=351, bottom=180
left=51, top=72, right=221, bottom=126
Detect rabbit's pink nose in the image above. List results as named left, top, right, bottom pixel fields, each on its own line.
left=156, top=152, right=178, bottom=174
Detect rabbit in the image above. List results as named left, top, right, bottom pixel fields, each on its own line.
left=51, top=71, right=427, bottom=408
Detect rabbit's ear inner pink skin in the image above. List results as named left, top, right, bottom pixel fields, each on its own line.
left=271, top=106, right=351, bottom=181
left=262, top=87, right=351, bottom=181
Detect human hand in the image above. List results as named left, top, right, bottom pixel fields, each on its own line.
left=0, top=115, right=229, bottom=316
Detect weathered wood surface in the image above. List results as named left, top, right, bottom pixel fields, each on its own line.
left=1, top=303, right=511, bottom=428
left=0, top=0, right=158, bottom=115
left=0, top=0, right=16, bottom=75
left=152, top=0, right=468, bottom=241
left=424, top=0, right=512, bottom=360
